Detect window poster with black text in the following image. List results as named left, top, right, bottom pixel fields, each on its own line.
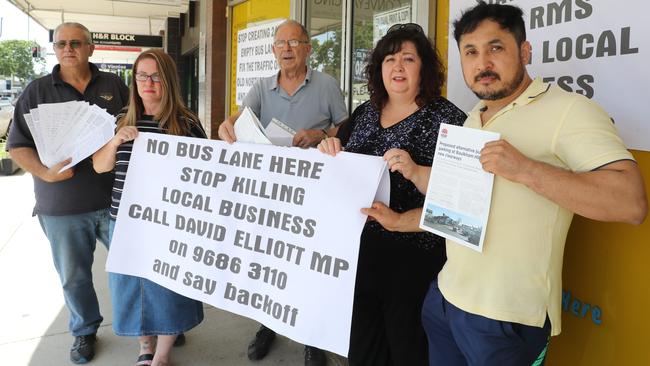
left=447, top=0, right=649, bottom=152
left=235, top=19, right=284, bottom=105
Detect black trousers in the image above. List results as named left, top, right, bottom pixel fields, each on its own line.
left=348, top=229, right=446, bottom=366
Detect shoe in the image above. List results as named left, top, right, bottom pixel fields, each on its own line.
left=247, top=325, right=276, bottom=360
left=70, top=334, right=97, bottom=364
left=173, top=333, right=186, bottom=347
left=135, top=353, right=154, bottom=366
left=304, top=346, right=326, bottom=366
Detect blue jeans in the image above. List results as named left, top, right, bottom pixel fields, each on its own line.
left=421, top=281, right=550, bottom=366
left=38, top=209, right=110, bottom=336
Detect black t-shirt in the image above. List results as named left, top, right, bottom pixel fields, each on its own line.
left=110, top=115, right=207, bottom=219
left=7, top=63, right=129, bottom=215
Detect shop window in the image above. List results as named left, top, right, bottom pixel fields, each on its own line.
left=229, top=0, right=291, bottom=114
left=350, top=2, right=412, bottom=111
left=306, top=0, right=415, bottom=112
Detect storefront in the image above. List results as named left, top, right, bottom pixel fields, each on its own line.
left=216, top=1, right=650, bottom=364
left=13, top=0, right=650, bottom=363
left=224, top=0, right=430, bottom=116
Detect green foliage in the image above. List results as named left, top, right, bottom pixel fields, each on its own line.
left=309, top=22, right=374, bottom=82
left=352, top=21, right=374, bottom=50
left=310, top=28, right=342, bottom=81
left=0, top=40, right=45, bottom=83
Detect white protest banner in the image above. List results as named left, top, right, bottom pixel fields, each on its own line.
left=235, top=19, right=284, bottom=105
left=106, top=133, right=389, bottom=356
left=447, top=1, right=650, bottom=151
left=420, top=124, right=499, bottom=252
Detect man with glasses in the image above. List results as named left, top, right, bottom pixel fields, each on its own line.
left=218, top=19, right=346, bottom=366
left=7, top=22, right=128, bottom=364
left=219, top=19, right=347, bottom=149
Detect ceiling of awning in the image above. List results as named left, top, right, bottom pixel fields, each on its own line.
left=9, top=0, right=190, bottom=36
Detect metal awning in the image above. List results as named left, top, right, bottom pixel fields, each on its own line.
left=8, top=0, right=191, bottom=66
left=9, top=0, right=189, bottom=36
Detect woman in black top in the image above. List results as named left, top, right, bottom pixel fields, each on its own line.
left=319, top=24, right=466, bottom=365
left=93, top=49, right=205, bottom=366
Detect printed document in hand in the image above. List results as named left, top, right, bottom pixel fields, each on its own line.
left=419, top=123, right=500, bottom=252
left=265, top=118, right=295, bottom=146
left=234, top=106, right=297, bottom=146
left=233, top=106, right=272, bottom=145
left=23, top=101, right=115, bottom=172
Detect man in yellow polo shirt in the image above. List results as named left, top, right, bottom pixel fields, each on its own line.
left=421, top=2, right=648, bottom=366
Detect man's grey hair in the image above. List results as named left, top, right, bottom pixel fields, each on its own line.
left=54, top=22, right=93, bottom=44
left=275, top=20, right=310, bottom=40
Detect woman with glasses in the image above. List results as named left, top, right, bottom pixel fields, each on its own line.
left=319, top=24, right=466, bottom=365
left=93, top=49, right=205, bottom=366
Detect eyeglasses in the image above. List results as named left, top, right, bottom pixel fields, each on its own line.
left=135, top=72, right=161, bottom=83
left=273, top=39, right=309, bottom=48
left=387, top=23, right=424, bottom=35
left=53, top=40, right=88, bottom=49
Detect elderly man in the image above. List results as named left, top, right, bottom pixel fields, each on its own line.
left=219, top=19, right=347, bottom=148
left=218, top=20, right=347, bottom=366
left=420, top=2, right=647, bottom=366
left=7, top=23, right=128, bottom=364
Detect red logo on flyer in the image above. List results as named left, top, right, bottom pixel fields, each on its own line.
left=441, top=128, right=448, bottom=138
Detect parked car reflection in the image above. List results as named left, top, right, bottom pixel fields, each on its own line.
left=0, top=103, right=14, bottom=137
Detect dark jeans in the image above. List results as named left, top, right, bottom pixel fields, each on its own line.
left=421, top=281, right=550, bottom=366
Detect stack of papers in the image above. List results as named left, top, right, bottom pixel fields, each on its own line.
left=234, top=106, right=295, bottom=146
left=266, top=118, right=296, bottom=146
left=24, top=101, right=116, bottom=172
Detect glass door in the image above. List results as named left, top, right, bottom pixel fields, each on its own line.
left=228, top=0, right=291, bottom=115
left=306, top=0, right=419, bottom=113
left=306, top=1, right=345, bottom=84
left=183, top=49, right=199, bottom=114
left=350, top=2, right=413, bottom=111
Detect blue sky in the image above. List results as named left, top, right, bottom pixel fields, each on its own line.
left=425, top=203, right=483, bottom=229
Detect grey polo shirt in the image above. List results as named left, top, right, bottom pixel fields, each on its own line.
left=7, top=63, right=129, bottom=216
left=242, top=68, right=348, bottom=131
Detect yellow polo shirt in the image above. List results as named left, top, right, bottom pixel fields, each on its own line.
left=437, top=78, right=633, bottom=336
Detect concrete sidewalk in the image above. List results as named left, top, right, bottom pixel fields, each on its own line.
left=0, top=170, right=347, bottom=365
